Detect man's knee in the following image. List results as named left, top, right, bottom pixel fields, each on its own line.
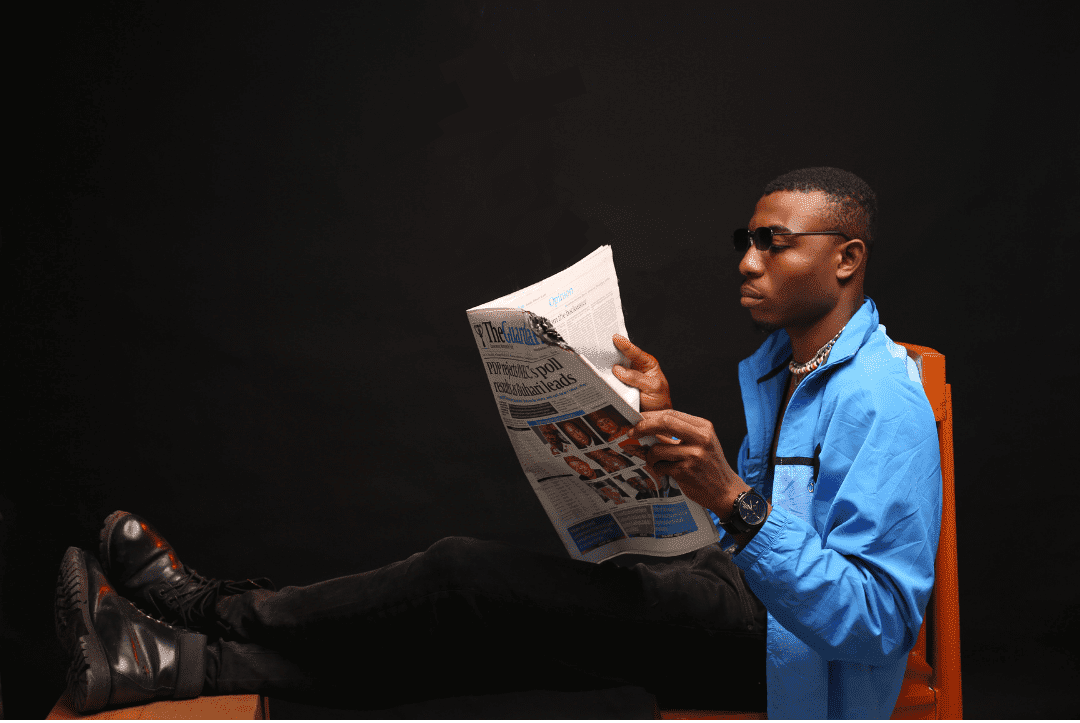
left=421, top=535, right=496, bottom=589
left=425, top=535, right=490, bottom=559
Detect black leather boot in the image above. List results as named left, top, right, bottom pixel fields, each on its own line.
left=54, top=547, right=208, bottom=714
left=98, top=510, right=273, bottom=633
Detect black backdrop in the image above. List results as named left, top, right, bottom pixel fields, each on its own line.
left=4, top=1, right=1078, bottom=718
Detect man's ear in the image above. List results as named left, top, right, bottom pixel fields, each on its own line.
left=836, top=239, right=867, bottom=282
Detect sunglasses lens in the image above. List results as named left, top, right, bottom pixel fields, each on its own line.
left=733, top=228, right=752, bottom=252
left=734, top=228, right=773, bottom=252
left=752, top=227, right=772, bottom=250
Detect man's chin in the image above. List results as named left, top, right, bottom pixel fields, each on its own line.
left=750, top=315, right=782, bottom=334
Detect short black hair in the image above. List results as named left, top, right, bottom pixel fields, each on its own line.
left=762, top=167, right=877, bottom=257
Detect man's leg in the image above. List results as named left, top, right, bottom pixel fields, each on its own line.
left=207, top=536, right=767, bottom=710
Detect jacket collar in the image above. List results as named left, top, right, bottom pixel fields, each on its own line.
left=744, top=297, right=879, bottom=384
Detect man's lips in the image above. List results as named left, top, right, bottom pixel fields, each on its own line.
left=740, top=285, right=765, bottom=307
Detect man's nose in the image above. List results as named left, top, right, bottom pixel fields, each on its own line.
left=738, top=246, right=763, bottom=277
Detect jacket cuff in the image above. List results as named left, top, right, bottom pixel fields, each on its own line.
left=733, top=505, right=787, bottom=569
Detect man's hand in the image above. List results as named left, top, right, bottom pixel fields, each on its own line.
left=612, top=334, right=673, bottom=412
left=631, top=409, right=751, bottom=517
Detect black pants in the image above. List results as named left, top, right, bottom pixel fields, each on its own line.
left=205, top=537, right=768, bottom=711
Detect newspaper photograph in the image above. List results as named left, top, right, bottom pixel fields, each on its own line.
left=466, top=246, right=720, bottom=563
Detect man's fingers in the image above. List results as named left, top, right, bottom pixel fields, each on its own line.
left=649, top=460, right=676, bottom=478
left=633, top=409, right=704, bottom=440
left=613, top=334, right=659, bottom=372
left=612, top=333, right=636, bottom=354
left=612, top=363, right=662, bottom=391
left=647, top=443, right=692, bottom=463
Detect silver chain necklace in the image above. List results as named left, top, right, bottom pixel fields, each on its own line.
left=789, top=324, right=846, bottom=377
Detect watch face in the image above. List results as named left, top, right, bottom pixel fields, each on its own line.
left=738, top=491, right=768, bottom=526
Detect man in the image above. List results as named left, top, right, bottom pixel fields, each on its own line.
left=538, top=422, right=570, bottom=455
left=587, top=409, right=634, bottom=441
left=612, top=167, right=942, bottom=716
left=558, top=418, right=599, bottom=449
left=564, top=454, right=601, bottom=480
left=55, top=167, right=941, bottom=718
left=585, top=448, right=632, bottom=474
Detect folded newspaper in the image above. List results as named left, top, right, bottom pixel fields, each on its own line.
left=467, top=246, right=720, bottom=563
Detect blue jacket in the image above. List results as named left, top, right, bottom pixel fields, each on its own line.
left=714, top=298, right=942, bottom=719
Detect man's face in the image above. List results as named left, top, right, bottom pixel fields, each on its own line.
left=564, top=422, right=590, bottom=446
left=739, top=190, right=844, bottom=332
left=566, top=456, right=592, bottom=476
left=597, top=417, right=617, bottom=434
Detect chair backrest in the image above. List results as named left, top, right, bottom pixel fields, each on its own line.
left=660, top=343, right=961, bottom=721
left=892, top=342, right=962, bottom=720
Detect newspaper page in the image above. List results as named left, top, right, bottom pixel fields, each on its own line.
left=466, top=246, right=720, bottom=563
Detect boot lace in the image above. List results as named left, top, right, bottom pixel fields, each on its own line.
left=157, top=565, right=271, bottom=628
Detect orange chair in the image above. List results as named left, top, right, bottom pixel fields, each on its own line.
left=661, top=343, right=961, bottom=720
left=890, top=342, right=961, bottom=720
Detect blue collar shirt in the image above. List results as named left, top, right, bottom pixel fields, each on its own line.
left=712, top=298, right=943, bottom=719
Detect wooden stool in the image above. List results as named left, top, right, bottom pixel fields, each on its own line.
left=48, top=690, right=268, bottom=720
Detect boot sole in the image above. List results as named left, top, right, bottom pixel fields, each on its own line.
left=55, top=547, right=111, bottom=714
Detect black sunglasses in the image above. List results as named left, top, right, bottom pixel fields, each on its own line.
left=733, top=227, right=851, bottom=252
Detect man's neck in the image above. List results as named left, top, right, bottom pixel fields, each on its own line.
left=787, top=295, right=864, bottom=365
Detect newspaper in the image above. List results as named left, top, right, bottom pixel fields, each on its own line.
left=466, top=246, right=720, bottom=563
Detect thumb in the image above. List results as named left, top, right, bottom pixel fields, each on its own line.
left=613, top=333, right=642, bottom=360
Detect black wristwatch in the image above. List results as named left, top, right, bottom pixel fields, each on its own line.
left=723, top=488, right=769, bottom=534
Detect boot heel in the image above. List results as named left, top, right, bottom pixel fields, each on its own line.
left=55, top=548, right=110, bottom=714
left=54, top=547, right=89, bottom=651
left=70, top=633, right=110, bottom=714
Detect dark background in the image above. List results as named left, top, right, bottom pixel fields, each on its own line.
left=3, top=0, right=1078, bottom=718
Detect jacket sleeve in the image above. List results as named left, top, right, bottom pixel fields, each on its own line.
left=733, top=382, right=942, bottom=666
